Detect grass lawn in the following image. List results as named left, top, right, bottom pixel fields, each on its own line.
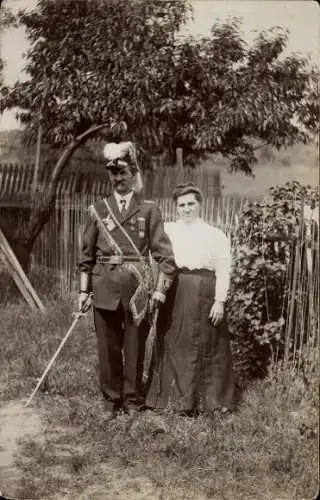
left=0, top=296, right=318, bottom=500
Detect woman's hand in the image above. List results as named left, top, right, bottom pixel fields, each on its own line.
left=149, top=291, right=166, bottom=316
left=209, top=301, right=224, bottom=326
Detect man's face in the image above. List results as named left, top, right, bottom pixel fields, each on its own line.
left=108, top=165, right=135, bottom=195
left=176, top=192, right=200, bottom=223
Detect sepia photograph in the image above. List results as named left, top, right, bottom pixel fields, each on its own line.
left=0, top=0, right=319, bottom=499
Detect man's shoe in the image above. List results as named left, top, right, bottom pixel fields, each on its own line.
left=104, top=400, right=122, bottom=419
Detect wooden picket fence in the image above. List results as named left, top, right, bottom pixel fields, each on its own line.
left=0, top=161, right=223, bottom=201
left=0, top=159, right=243, bottom=294
left=30, top=193, right=245, bottom=294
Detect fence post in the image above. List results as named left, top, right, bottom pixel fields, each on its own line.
left=176, top=148, right=183, bottom=184
left=32, top=120, right=43, bottom=194
left=63, top=197, right=71, bottom=294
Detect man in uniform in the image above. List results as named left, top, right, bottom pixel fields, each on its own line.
left=78, top=141, right=177, bottom=415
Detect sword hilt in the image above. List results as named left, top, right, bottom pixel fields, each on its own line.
left=76, top=292, right=93, bottom=317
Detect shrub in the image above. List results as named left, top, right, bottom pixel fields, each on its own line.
left=228, top=181, right=319, bottom=385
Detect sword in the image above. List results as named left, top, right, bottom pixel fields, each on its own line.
left=143, top=308, right=159, bottom=382
left=24, top=294, right=92, bottom=408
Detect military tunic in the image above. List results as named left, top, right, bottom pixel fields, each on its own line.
left=79, top=192, right=176, bottom=411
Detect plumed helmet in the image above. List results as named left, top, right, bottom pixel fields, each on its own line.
left=103, top=141, right=138, bottom=170
left=102, top=142, right=121, bottom=162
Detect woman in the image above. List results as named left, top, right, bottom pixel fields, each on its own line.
left=146, top=182, right=237, bottom=415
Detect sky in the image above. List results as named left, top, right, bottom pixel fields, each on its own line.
left=0, top=0, right=319, bottom=130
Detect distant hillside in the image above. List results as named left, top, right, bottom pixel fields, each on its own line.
left=1, top=128, right=317, bottom=167
left=0, top=129, right=102, bottom=165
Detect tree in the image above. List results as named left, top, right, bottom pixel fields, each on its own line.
left=0, top=3, right=16, bottom=88
left=0, top=0, right=318, bottom=272
left=165, top=23, right=319, bottom=170
left=0, top=0, right=191, bottom=271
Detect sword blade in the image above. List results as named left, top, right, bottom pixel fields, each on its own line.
left=143, top=309, right=159, bottom=382
left=25, top=316, right=80, bottom=407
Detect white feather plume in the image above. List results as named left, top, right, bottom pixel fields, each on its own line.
left=103, top=142, right=121, bottom=161
left=118, top=141, right=132, bottom=155
left=133, top=170, right=144, bottom=193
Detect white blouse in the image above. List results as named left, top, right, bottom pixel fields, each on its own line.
left=165, top=219, right=231, bottom=302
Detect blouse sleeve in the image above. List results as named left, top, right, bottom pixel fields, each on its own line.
left=213, top=228, right=232, bottom=302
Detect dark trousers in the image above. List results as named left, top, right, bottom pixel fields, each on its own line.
left=93, top=305, right=149, bottom=411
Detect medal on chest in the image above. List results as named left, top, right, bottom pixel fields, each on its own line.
left=137, top=217, right=146, bottom=238
left=130, top=217, right=136, bottom=232
left=102, top=214, right=116, bottom=232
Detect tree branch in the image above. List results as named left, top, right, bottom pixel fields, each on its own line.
left=28, top=122, right=110, bottom=240
left=50, top=122, right=110, bottom=185
left=253, top=142, right=270, bottom=151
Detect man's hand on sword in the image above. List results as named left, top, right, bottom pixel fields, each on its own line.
left=78, top=292, right=93, bottom=313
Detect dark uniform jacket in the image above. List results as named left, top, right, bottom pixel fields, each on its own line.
left=79, top=192, right=177, bottom=321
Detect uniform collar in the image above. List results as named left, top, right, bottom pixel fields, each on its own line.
left=109, top=190, right=141, bottom=222
left=114, top=190, right=134, bottom=209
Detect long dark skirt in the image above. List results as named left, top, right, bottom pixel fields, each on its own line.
left=146, top=269, right=237, bottom=412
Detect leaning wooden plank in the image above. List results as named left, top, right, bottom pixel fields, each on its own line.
left=0, top=236, right=46, bottom=313
left=0, top=228, right=46, bottom=312
left=0, top=239, right=46, bottom=313
left=0, top=248, right=37, bottom=310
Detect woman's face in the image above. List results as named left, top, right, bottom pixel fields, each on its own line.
left=176, top=192, right=201, bottom=223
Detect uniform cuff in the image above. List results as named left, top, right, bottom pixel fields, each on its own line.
left=80, top=272, right=92, bottom=293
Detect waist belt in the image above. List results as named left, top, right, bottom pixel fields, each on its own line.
left=96, top=255, right=148, bottom=265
